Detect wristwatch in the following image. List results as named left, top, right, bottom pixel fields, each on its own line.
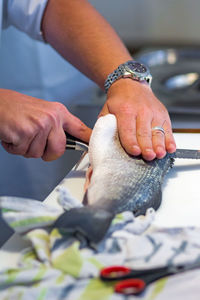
left=104, top=60, right=152, bottom=93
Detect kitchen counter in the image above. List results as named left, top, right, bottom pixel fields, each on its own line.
left=1, top=133, right=200, bottom=270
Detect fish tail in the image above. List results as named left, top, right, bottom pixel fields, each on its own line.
left=53, top=206, right=114, bottom=245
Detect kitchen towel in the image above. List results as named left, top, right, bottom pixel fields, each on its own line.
left=0, top=188, right=200, bottom=300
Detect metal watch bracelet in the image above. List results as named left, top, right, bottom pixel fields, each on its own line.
left=104, top=61, right=152, bottom=93
left=104, top=64, right=126, bottom=93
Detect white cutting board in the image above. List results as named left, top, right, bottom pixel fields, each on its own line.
left=154, top=133, right=200, bottom=228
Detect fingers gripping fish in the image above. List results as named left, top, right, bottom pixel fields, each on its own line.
left=54, top=114, right=195, bottom=244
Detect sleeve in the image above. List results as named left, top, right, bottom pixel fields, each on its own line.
left=3, top=0, right=48, bottom=42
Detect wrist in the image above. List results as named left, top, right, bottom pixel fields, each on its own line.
left=107, top=76, right=151, bottom=96
left=104, top=60, right=152, bottom=93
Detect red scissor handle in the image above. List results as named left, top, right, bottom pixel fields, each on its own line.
left=100, top=266, right=131, bottom=279
left=115, top=278, right=146, bottom=295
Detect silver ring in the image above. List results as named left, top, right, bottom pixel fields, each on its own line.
left=152, top=126, right=165, bottom=134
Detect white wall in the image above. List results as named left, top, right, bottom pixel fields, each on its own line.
left=89, top=0, right=200, bottom=47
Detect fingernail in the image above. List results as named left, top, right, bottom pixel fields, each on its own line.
left=143, top=149, right=156, bottom=161
left=145, top=148, right=154, bottom=154
left=156, top=146, right=165, bottom=154
left=156, top=146, right=166, bottom=159
left=168, top=143, right=176, bottom=152
left=132, top=145, right=141, bottom=155
left=144, top=148, right=156, bottom=158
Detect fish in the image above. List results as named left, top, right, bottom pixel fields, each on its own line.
left=54, top=114, right=176, bottom=244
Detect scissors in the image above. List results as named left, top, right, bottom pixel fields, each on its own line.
left=65, top=132, right=88, bottom=152
left=100, top=261, right=200, bottom=295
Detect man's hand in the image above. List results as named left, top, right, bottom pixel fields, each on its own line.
left=99, top=79, right=176, bottom=161
left=0, top=89, right=91, bottom=161
left=42, top=0, right=176, bottom=161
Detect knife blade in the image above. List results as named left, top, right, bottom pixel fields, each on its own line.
left=174, top=149, right=200, bottom=159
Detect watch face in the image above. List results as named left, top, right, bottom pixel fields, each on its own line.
left=127, top=61, right=147, bottom=74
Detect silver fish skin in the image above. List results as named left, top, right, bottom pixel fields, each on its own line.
left=54, top=114, right=174, bottom=244
left=85, top=114, right=174, bottom=216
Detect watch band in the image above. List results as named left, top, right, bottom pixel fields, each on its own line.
left=104, top=64, right=127, bottom=93
left=104, top=61, right=152, bottom=93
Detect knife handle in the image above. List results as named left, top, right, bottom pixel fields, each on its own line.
left=65, top=132, right=88, bottom=151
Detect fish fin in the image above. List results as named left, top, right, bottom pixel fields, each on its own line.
left=53, top=206, right=114, bottom=244
left=152, top=188, right=162, bottom=211
left=133, top=189, right=162, bottom=217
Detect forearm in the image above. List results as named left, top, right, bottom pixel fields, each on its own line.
left=42, top=0, right=176, bottom=161
left=42, top=0, right=132, bottom=90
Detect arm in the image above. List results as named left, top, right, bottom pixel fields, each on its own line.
left=1, top=1, right=92, bottom=161
left=42, top=0, right=176, bottom=160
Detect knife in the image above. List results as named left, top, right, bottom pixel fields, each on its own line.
left=65, top=133, right=200, bottom=159
left=65, top=132, right=89, bottom=152
left=174, top=149, right=200, bottom=159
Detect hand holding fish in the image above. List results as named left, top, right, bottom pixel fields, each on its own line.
left=100, top=78, right=176, bottom=161
left=42, top=0, right=175, bottom=161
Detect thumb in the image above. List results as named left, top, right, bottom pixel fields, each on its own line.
left=63, top=110, right=92, bottom=144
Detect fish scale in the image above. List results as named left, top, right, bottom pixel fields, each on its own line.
left=54, top=115, right=197, bottom=245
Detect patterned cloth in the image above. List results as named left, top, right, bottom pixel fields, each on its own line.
left=0, top=188, right=200, bottom=300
